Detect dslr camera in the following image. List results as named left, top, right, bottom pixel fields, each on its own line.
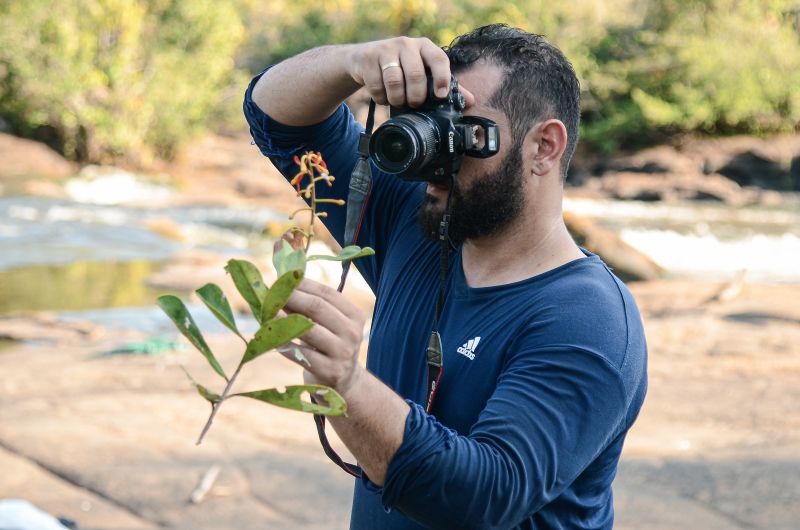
left=368, top=73, right=500, bottom=184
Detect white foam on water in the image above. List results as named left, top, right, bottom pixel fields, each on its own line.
left=44, top=204, right=129, bottom=225
left=564, top=196, right=800, bottom=227
left=65, top=170, right=173, bottom=205
left=620, top=229, right=800, bottom=283
left=564, top=196, right=800, bottom=283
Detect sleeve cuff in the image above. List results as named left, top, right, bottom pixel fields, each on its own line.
left=360, top=400, right=458, bottom=511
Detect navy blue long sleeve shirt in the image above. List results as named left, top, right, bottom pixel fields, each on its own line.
left=244, top=71, right=648, bottom=529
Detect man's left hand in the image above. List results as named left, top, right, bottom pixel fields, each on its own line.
left=280, top=278, right=367, bottom=395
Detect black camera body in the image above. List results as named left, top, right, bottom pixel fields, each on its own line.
left=368, top=73, right=500, bottom=184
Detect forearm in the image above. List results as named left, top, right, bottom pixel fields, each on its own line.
left=327, top=365, right=410, bottom=485
left=251, top=44, right=362, bottom=126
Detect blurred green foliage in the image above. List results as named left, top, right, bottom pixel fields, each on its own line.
left=579, top=0, right=800, bottom=151
left=0, top=0, right=246, bottom=165
left=240, top=0, right=800, bottom=152
left=1, top=0, right=798, bottom=163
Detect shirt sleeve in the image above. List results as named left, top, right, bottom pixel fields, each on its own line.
left=366, top=345, right=628, bottom=530
left=242, top=69, right=422, bottom=291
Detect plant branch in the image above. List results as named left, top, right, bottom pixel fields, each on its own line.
left=306, top=173, right=316, bottom=253
left=196, top=361, right=244, bottom=445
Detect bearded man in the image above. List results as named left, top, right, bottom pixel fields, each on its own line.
left=243, top=24, right=648, bottom=530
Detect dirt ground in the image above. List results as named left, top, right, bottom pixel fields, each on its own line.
left=1, top=132, right=798, bottom=528
left=1, top=278, right=799, bottom=529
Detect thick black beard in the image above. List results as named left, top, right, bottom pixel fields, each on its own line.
left=417, top=142, right=525, bottom=245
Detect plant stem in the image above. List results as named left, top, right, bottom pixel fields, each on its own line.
left=306, top=176, right=316, bottom=253
left=196, top=362, right=244, bottom=445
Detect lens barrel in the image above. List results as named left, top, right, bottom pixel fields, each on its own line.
left=370, top=114, right=439, bottom=175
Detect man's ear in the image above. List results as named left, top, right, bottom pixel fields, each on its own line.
left=523, top=119, right=568, bottom=177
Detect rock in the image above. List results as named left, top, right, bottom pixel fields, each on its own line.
left=144, top=216, right=186, bottom=241
left=592, top=171, right=757, bottom=205
left=0, top=133, right=76, bottom=180
left=564, top=211, right=663, bottom=282
left=679, top=134, right=800, bottom=192
left=21, top=179, right=67, bottom=199
left=757, top=189, right=784, bottom=207
left=0, top=315, right=105, bottom=344
left=716, top=151, right=792, bottom=190
left=145, top=250, right=268, bottom=315
left=574, top=134, right=800, bottom=196
left=594, top=145, right=700, bottom=176
left=791, top=155, right=800, bottom=191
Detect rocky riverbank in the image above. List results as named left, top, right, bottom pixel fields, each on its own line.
left=1, top=278, right=798, bottom=529
left=569, top=133, right=800, bottom=206
left=1, top=129, right=799, bottom=528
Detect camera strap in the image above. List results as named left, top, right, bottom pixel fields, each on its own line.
left=313, top=99, right=378, bottom=479
left=314, top=100, right=453, bottom=478
left=337, top=99, right=376, bottom=291
left=425, top=186, right=453, bottom=413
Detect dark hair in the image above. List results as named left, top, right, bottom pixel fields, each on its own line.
left=444, top=24, right=581, bottom=179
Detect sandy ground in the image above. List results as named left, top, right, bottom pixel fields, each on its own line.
left=1, top=132, right=798, bottom=528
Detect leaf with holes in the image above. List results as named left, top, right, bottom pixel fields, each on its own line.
left=242, top=314, right=313, bottom=364
left=233, top=384, right=347, bottom=415
left=157, top=295, right=227, bottom=380
left=261, top=269, right=304, bottom=323
left=307, top=245, right=375, bottom=262
left=273, top=239, right=307, bottom=276
left=196, top=283, right=241, bottom=338
left=225, top=259, right=268, bottom=323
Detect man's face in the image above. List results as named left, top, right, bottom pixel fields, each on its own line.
left=417, top=63, right=525, bottom=244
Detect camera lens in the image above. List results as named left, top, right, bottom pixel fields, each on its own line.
left=370, top=114, right=439, bottom=176
left=382, top=131, right=412, bottom=164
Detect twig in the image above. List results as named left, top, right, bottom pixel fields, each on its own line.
left=196, top=362, right=244, bottom=445
left=190, top=465, right=222, bottom=504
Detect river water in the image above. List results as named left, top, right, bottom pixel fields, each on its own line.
left=1, top=176, right=798, bottom=318
left=565, top=196, right=800, bottom=284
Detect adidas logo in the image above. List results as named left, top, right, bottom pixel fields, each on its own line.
left=456, top=337, right=481, bottom=360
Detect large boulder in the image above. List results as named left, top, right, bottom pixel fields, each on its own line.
left=590, top=145, right=700, bottom=176
left=564, top=211, right=663, bottom=282
left=585, top=171, right=759, bottom=205
left=0, top=133, right=75, bottom=180
left=573, top=133, right=800, bottom=196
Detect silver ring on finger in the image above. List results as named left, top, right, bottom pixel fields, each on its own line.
left=381, top=62, right=401, bottom=72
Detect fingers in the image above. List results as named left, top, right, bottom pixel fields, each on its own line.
left=380, top=55, right=406, bottom=107
left=277, top=341, right=329, bottom=370
left=419, top=41, right=451, bottom=99
left=276, top=340, right=357, bottom=391
left=354, top=37, right=451, bottom=108
left=399, top=48, right=426, bottom=107
left=283, top=279, right=365, bottom=352
left=295, top=279, right=364, bottom=321
left=459, top=84, right=476, bottom=109
left=361, top=55, right=389, bottom=105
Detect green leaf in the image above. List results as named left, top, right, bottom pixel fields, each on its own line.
left=196, top=283, right=241, bottom=338
left=225, top=259, right=268, bottom=323
left=260, top=269, right=304, bottom=323
left=181, top=367, right=220, bottom=404
left=233, top=384, right=347, bottom=416
left=157, top=295, right=228, bottom=380
left=273, top=239, right=307, bottom=276
left=242, top=314, right=313, bottom=364
left=307, top=245, right=375, bottom=262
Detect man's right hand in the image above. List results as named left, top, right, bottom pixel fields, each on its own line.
left=345, top=37, right=456, bottom=109
left=253, top=36, right=473, bottom=127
